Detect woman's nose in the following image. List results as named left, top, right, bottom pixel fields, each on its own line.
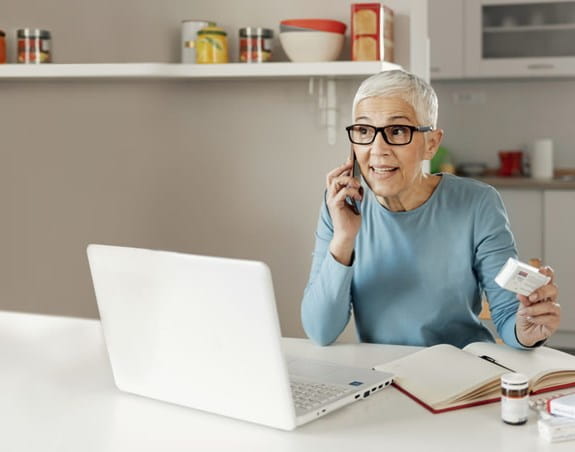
left=371, top=131, right=392, bottom=154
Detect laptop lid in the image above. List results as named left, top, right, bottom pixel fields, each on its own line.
left=87, top=244, right=297, bottom=430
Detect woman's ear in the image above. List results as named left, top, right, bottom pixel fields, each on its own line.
left=424, top=129, right=444, bottom=160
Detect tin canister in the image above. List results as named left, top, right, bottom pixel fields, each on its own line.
left=196, top=26, right=228, bottom=64
left=181, top=19, right=216, bottom=63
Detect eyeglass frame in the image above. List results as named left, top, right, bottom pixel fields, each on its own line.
left=345, top=124, right=434, bottom=146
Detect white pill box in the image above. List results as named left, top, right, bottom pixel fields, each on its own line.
left=495, top=257, right=550, bottom=297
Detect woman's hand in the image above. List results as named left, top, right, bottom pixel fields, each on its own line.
left=515, top=266, right=560, bottom=347
left=325, top=160, right=363, bottom=266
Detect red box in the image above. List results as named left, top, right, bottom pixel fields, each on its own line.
left=351, top=3, right=394, bottom=62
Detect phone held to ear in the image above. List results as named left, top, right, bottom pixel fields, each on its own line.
left=345, top=146, right=361, bottom=216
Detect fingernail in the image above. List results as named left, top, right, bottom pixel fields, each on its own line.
left=529, top=294, right=538, bottom=302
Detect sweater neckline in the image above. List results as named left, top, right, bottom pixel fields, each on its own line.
left=369, top=173, right=448, bottom=216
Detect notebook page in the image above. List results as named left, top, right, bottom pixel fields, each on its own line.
left=464, top=342, right=575, bottom=385
left=374, top=344, right=505, bottom=407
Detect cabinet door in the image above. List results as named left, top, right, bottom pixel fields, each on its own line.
left=429, top=0, right=464, bottom=79
left=465, top=0, right=575, bottom=77
left=499, top=189, right=543, bottom=262
left=544, top=190, right=575, bottom=332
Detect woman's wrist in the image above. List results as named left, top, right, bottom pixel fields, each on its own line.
left=329, top=236, right=355, bottom=266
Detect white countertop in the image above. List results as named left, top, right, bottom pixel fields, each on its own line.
left=1, top=310, right=571, bottom=452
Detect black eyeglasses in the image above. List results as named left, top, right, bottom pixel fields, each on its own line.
left=345, top=124, right=434, bottom=145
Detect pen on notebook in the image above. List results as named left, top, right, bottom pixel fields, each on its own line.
left=479, top=355, right=516, bottom=372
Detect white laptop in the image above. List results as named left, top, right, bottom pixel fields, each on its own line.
left=86, top=244, right=393, bottom=430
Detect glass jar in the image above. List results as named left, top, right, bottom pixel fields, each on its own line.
left=501, top=373, right=529, bottom=425
left=196, top=26, right=228, bottom=64
left=239, top=27, right=273, bottom=63
left=0, top=30, right=6, bottom=64
left=17, top=29, right=52, bottom=64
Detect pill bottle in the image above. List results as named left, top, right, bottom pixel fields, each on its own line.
left=501, top=373, right=529, bottom=425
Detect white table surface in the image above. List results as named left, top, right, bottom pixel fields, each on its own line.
left=0, top=310, right=571, bottom=452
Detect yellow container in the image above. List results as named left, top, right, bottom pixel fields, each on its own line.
left=196, top=26, right=228, bottom=63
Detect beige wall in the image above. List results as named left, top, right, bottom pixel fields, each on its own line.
left=3, top=0, right=422, bottom=338
left=0, top=78, right=357, bottom=339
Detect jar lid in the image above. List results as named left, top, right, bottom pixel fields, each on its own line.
left=197, top=26, right=227, bottom=36
left=181, top=19, right=216, bottom=26
left=501, top=372, right=528, bottom=387
left=17, top=29, right=51, bottom=38
left=239, top=27, right=274, bottom=38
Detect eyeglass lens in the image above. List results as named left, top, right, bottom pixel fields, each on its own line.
left=349, top=125, right=413, bottom=145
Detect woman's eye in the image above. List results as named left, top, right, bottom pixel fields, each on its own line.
left=358, top=127, right=369, bottom=135
left=391, top=126, right=408, bottom=136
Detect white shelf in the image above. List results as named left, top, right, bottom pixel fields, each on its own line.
left=0, top=62, right=402, bottom=80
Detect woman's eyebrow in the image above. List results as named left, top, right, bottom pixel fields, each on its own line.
left=354, top=115, right=413, bottom=122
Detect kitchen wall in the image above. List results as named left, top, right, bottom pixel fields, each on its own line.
left=0, top=0, right=418, bottom=340
left=432, top=78, right=575, bottom=169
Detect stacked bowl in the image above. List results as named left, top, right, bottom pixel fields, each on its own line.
left=279, top=19, right=347, bottom=62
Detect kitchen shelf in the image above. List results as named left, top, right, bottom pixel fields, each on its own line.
left=472, top=175, right=575, bottom=190
left=483, top=23, right=575, bottom=33
left=0, top=61, right=402, bottom=80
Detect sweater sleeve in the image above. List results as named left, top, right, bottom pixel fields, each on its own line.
left=300, top=192, right=354, bottom=346
left=473, top=186, right=532, bottom=349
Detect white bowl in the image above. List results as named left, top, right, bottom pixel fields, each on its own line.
left=279, top=31, right=344, bottom=62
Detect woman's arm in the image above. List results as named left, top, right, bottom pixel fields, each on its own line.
left=473, top=187, right=526, bottom=348
left=300, top=194, right=355, bottom=345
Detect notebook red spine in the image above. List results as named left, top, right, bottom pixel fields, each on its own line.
left=394, top=380, right=575, bottom=414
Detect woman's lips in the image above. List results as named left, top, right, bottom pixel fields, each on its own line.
left=370, top=165, right=399, bottom=179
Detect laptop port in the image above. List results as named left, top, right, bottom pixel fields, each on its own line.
left=363, top=390, right=370, bottom=398
left=371, top=387, right=376, bottom=392
left=378, top=384, right=383, bottom=389
left=355, top=394, right=360, bottom=399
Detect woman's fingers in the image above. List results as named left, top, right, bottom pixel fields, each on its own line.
left=333, top=185, right=363, bottom=204
left=328, top=175, right=361, bottom=198
left=326, top=161, right=353, bottom=188
left=518, top=301, right=561, bottom=319
left=539, top=265, right=555, bottom=284
left=518, top=314, right=560, bottom=327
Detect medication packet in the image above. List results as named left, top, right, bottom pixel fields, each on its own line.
left=495, top=257, right=550, bottom=297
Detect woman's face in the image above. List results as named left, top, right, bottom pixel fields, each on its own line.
left=353, top=96, right=440, bottom=201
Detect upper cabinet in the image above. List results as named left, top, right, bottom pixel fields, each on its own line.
left=429, top=0, right=465, bottom=79
left=430, top=0, right=575, bottom=79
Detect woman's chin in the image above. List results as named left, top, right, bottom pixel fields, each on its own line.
left=366, top=177, right=402, bottom=198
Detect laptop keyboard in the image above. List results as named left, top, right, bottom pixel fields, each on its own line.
left=290, top=378, right=354, bottom=412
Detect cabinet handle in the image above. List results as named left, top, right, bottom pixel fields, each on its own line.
left=527, top=64, right=555, bottom=70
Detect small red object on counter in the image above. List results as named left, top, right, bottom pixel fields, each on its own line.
left=498, top=150, right=524, bottom=177
left=0, top=30, right=6, bottom=63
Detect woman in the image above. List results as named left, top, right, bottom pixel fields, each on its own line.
left=301, top=70, right=560, bottom=349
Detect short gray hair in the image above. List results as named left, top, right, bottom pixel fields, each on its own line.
left=352, top=70, right=438, bottom=128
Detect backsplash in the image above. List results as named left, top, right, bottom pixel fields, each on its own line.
left=432, top=78, right=575, bottom=170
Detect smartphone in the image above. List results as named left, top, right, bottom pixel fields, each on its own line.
left=345, top=146, right=361, bottom=215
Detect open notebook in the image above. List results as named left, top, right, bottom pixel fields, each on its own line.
left=374, top=342, right=575, bottom=413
